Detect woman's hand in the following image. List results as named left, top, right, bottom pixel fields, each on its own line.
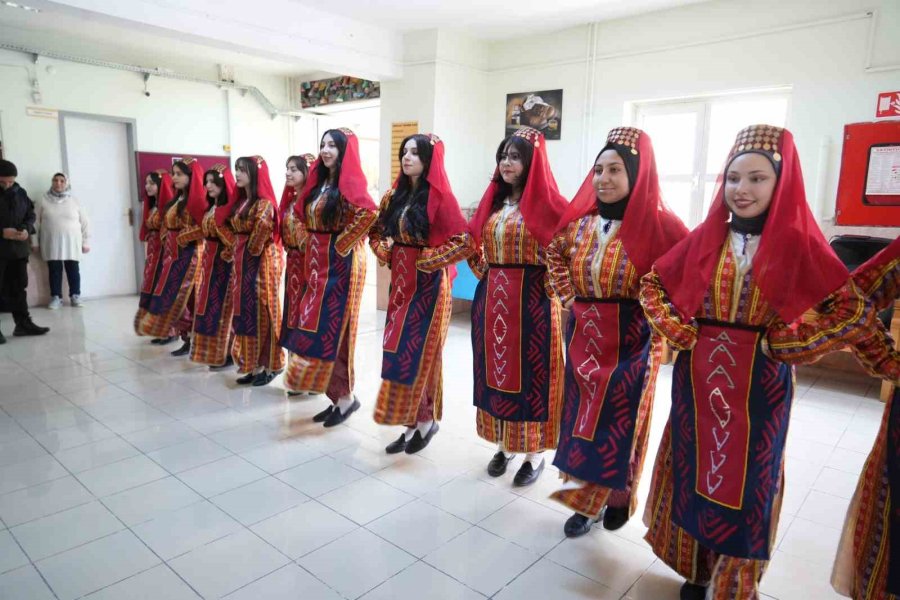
left=563, top=298, right=574, bottom=310
left=82, top=244, right=90, bottom=254
left=2, top=228, right=27, bottom=241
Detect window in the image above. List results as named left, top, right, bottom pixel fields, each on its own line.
left=633, top=90, right=791, bottom=227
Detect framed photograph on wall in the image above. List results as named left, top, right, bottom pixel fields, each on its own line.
left=505, top=89, right=563, bottom=140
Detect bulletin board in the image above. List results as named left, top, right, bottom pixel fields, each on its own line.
left=390, top=122, right=418, bottom=181
left=835, top=120, right=900, bottom=226
left=135, top=151, right=231, bottom=197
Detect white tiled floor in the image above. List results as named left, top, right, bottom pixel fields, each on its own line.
left=0, top=287, right=886, bottom=599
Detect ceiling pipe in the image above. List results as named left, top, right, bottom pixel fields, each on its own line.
left=0, top=42, right=324, bottom=120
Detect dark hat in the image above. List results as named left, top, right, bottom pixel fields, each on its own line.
left=0, top=160, right=17, bottom=177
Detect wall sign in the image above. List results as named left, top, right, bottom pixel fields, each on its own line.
left=876, top=91, right=900, bottom=119
left=390, top=121, right=418, bottom=181
left=505, top=90, right=563, bottom=140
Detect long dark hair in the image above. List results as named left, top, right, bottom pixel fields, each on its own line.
left=232, top=156, right=259, bottom=217
left=172, top=160, right=192, bottom=216
left=144, top=171, right=162, bottom=209
left=303, top=129, right=347, bottom=229
left=204, top=169, right=229, bottom=208
left=286, top=155, right=310, bottom=180
left=490, top=136, right=534, bottom=213
left=378, top=134, right=432, bottom=242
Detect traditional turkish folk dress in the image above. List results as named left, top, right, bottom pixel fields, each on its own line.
left=135, top=206, right=174, bottom=337
left=370, top=190, right=474, bottom=426
left=470, top=201, right=564, bottom=453
left=135, top=201, right=203, bottom=338
left=279, top=196, right=308, bottom=357
left=282, top=190, right=377, bottom=400
left=229, top=199, right=284, bottom=374
left=833, top=238, right=900, bottom=600
left=190, top=206, right=236, bottom=366
left=640, top=232, right=880, bottom=600
left=545, top=216, right=663, bottom=519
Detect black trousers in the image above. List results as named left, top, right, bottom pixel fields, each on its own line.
left=47, top=260, right=81, bottom=298
left=0, top=257, right=31, bottom=326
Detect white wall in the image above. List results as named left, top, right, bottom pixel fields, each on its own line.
left=0, top=48, right=321, bottom=304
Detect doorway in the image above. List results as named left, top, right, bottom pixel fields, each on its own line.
left=59, top=113, right=141, bottom=298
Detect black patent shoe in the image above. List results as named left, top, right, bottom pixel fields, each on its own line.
left=14, top=320, right=49, bottom=336
left=487, top=451, right=513, bottom=477
left=252, top=371, right=277, bottom=387
left=170, top=341, right=191, bottom=356
left=323, top=398, right=360, bottom=428
left=385, top=434, right=407, bottom=454
left=0, top=330, right=5, bottom=345
left=209, top=356, right=234, bottom=371
left=151, top=336, right=177, bottom=345
left=602, top=505, right=629, bottom=531
left=236, top=372, right=255, bottom=385
left=313, top=405, right=334, bottom=422
left=513, top=458, right=545, bottom=487
left=680, top=581, right=708, bottom=600
left=405, top=422, right=439, bottom=454
left=564, top=512, right=600, bottom=538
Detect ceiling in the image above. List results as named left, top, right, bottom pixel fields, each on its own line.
left=0, top=0, right=710, bottom=81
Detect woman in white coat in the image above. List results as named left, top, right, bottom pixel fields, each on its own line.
left=33, top=173, right=90, bottom=308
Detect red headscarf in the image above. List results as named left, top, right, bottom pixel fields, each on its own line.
left=389, top=133, right=468, bottom=246
left=179, top=157, right=208, bottom=226
left=278, top=153, right=316, bottom=222
left=236, top=155, right=280, bottom=244
left=468, top=127, right=568, bottom=247
left=140, top=169, right=174, bottom=241
left=295, top=128, right=377, bottom=222
left=209, top=164, right=237, bottom=227
left=655, top=125, right=849, bottom=324
left=855, top=236, right=900, bottom=276
left=557, top=127, right=688, bottom=275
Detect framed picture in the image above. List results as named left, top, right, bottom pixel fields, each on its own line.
left=505, top=89, right=563, bottom=140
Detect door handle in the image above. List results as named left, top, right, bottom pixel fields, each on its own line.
left=127, top=208, right=134, bottom=227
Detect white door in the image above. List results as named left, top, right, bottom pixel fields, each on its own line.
left=63, top=117, right=137, bottom=297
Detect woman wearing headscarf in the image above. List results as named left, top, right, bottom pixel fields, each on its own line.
left=278, top=152, right=315, bottom=390
left=135, top=158, right=207, bottom=357
left=639, top=125, right=883, bottom=600
left=34, top=172, right=90, bottom=308
left=229, top=155, right=284, bottom=387
left=832, top=236, right=900, bottom=600
left=283, top=128, right=378, bottom=427
left=136, top=170, right=176, bottom=345
left=468, top=126, right=568, bottom=487
left=191, top=164, right=238, bottom=370
left=546, top=127, right=688, bottom=537
left=370, top=133, right=474, bottom=454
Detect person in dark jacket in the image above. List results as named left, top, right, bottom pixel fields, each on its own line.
left=0, top=159, right=50, bottom=343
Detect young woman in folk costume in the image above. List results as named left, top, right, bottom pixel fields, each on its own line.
left=545, top=127, right=688, bottom=537
left=136, top=170, right=177, bottom=345
left=135, top=158, right=207, bottom=356
left=468, top=126, right=568, bottom=487
left=639, top=125, right=886, bottom=600
left=282, top=129, right=378, bottom=426
left=370, top=134, right=474, bottom=455
left=229, top=155, right=284, bottom=387
left=190, top=164, right=239, bottom=370
left=278, top=152, right=315, bottom=395
left=832, top=236, right=900, bottom=600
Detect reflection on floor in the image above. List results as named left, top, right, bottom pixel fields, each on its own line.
left=0, top=288, right=881, bottom=599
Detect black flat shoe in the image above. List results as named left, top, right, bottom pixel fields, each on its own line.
left=405, top=422, right=439, bottom=454
left=487, top=451, right=513, bottom=477
left=209, top=356, right=234, bottom=371
left=324, top=398, right=360, bottom=428
left=0, top=330, right=6, bottom=345
left=513, top=458, right=545, bottom=487
left=602, top=505, right=629, bottom=531
left=14, top=320, right=49, bottom=336
left=564, top=512, right=600, bottom=538
left=152, top=336, right=174, bottom=345
left=252, top=371, right=277, bottom=387
left=236, top=372, right=255, bottom=385
left=385, top=434, right=407, bottom=454
left=680, top=581, right=708, bottom=600
left=312, top=405, right=333, bottom=422
left=170, top=341, right=191, bottom=356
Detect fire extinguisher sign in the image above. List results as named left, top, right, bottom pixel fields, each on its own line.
left=876, top=91, right=900, bottom=118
